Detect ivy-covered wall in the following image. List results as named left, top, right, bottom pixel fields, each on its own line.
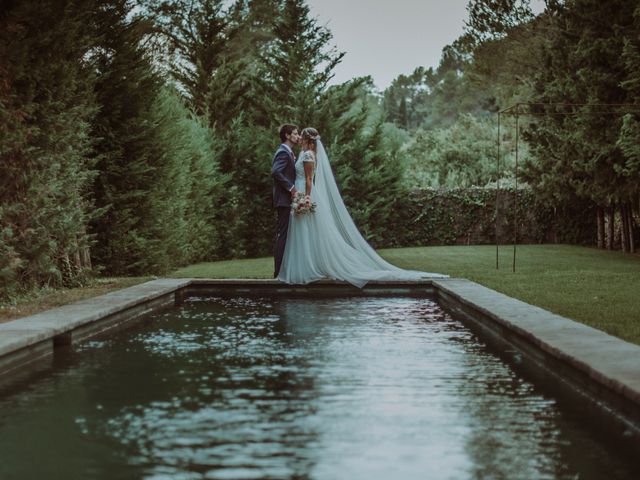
left=373, top=187, right=596, bottom=249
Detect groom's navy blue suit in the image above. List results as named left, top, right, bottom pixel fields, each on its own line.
left=272, top=144, right=296, bottom=277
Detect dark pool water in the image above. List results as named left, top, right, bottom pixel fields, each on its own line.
left=0, top=296, right=637, bottom=480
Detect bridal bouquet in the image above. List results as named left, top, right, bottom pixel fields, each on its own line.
left=291, top=192, right=316, bottom=216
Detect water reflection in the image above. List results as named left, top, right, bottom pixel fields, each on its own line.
left=102, top=298, right=321, bottom=479
left=0, top=296, right=637, bottom=480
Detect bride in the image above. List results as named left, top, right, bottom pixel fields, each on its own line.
left=277, top=127, right=447, bottom=287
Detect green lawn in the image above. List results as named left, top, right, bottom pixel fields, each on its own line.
left=172, top=244, right=640, bottom=345
left=0, top=277, right=154, bottom=324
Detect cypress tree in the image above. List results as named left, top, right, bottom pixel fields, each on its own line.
left=149, top=86, right=229, bottom=263
left=142, top=0, right=276, bottom=258
left=258, top=0, right=343, bottom=124
left=616, top=2, right=640, bottom=252
left=0, top=0, right=97, bottom=297
left=90, top=0, right=164, bottom=274
left=90, top=1, right=229, bottom=273
left=522, top=0, right=636, bottom=250
left=141, top=0, right=240, bottom=118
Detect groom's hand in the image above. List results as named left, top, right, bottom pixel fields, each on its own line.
left=291, top=187, right=298, bottom=198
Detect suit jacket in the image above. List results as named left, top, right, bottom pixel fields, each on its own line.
left=271, top=144, right=296, bottom=207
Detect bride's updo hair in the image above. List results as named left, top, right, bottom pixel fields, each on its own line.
left=301, top=127, right=320, bottom=151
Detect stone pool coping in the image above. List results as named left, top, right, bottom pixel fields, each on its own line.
left=435, top=279, right=640, bottom=402
left=1, top=277, right=639, bottom=443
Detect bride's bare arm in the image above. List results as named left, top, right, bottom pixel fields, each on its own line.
left=304, top=152, right=315, bottom=196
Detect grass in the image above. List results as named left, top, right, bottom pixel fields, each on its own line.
left=0, top=277, right=153, bottom=324
left=171, top=244, right=640, bottom=345
left=2, top=245, right=638, bottom=345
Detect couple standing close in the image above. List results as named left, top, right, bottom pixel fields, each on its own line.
left=272, top=124, right=446, bottom=288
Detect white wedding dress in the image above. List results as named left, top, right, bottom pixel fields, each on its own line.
left=277, top=140, right=448, bottom=287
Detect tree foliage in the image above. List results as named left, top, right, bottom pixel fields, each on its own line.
left=514, top=0, right=639, bottom=252
left=0, top=0, right=98, bottom=295
left=90, top=1, right=228, bottom=274
left=4, top=0, right=639, bottom=300
left=405, top=115, right=499, bottom=189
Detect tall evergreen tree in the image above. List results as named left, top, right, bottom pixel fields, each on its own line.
left=91, top=0, right=227, bottom=273
left=141, top=0, right=272, bottom=127
left=90, top=0, right=164, bottom=273
left=259, top=0, right=343, bottom=125
left=522, top=0, right=637, bottom=251
left=465, top=0, right=534, bottom=45
left=617, top=2, right=640, bottom=193
left=141, top=0, right=277, bottom=257
left=136, top=86, right=228, bottom=268
left=0, top=0, right=97, bottom=297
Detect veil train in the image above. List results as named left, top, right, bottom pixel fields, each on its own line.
left=283, top=139, right=448, bottom=287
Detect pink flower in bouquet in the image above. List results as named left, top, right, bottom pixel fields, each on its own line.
left=291, top=192, right=316, bottom=216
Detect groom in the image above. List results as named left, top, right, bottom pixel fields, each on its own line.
left=272, top=124, right=300, bottom=278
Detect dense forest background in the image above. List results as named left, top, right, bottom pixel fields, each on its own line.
left=1, top=0, right=639, bottom=298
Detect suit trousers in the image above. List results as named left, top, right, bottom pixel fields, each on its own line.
left=274, top=206, right=291, bottom=277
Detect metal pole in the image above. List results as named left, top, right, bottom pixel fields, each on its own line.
left=495, top=102, right=640, bottom=272
left=513, top=107, right=519, bottom=273
left=496, top=113, right=501, bottom=270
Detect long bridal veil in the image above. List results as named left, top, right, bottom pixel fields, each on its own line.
left=309, top=139, right=448, bottom=286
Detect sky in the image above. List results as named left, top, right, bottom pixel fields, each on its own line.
left=306, top=0, right=544, bottom=91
